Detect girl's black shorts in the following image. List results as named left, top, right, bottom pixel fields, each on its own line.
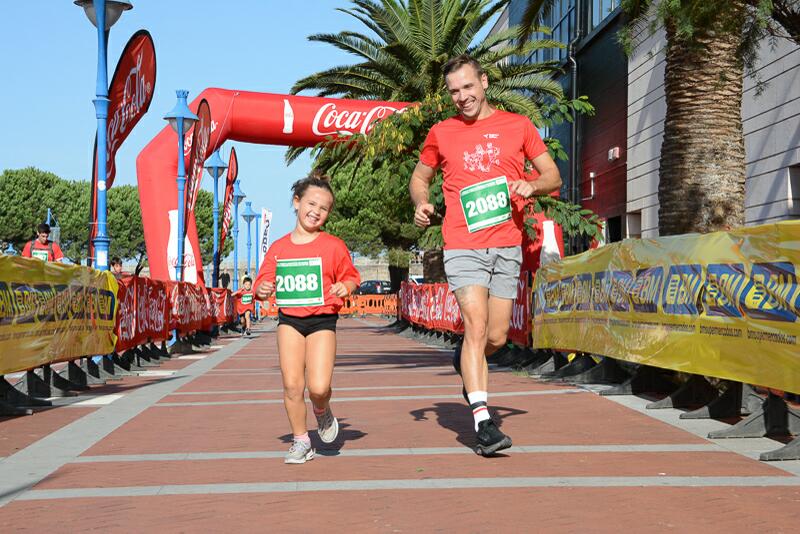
left=277, top=310, right=338, bottom=337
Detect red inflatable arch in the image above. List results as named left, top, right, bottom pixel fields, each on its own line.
left=136, top=89, right=407, bottom=282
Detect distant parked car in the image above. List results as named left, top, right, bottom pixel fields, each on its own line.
left=356, top=280, right=392, bottom=295
left=409, top=276, right=425, bottom=285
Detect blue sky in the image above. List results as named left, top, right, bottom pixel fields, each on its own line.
left=0, top=0, right=375, bottom=265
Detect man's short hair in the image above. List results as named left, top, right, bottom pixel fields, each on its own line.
left=111, top=257, right=122, bottom=267
left=243, top=276, right=252, bottom=284
left=37, top=223, right=51, bottom=235
left=443, top=54, right=485, bottom=81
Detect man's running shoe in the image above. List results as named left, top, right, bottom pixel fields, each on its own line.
left=451, top=344, right=469, bottom=404
left=474, top=419, right=512, bottom=456
left=246, top=329, right=251, bottom=336
left=315, top=406, right=339, bottom=444
left=284, top=440, right=315, bottom=464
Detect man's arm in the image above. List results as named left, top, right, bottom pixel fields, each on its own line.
left=409, top=162, right=437, bottom=228
left=508, top=151, right=562, bottom=198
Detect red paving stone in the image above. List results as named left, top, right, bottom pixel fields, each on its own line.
left=84, top=389, right=707, bottom=456
left=36, top=451, right=790, bottom=489
left=0, top=408, right=96, bottom=457
left=2, top=319, right=798, bottom=530
left=2, top=488, right=798, bottom=532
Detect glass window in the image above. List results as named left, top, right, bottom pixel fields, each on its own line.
left=524, top=0, right=575, bottom=65
left=591, top=0, right=620, bottom=31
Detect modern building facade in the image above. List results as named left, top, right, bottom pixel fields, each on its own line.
left=492, top=1, right=800, bottom=246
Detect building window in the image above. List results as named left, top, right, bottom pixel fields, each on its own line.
left=789, top=165, right=800, bottom=217
left=526, top=0, right=575, bottom=65
left=591, top=0, right=620, bottom=30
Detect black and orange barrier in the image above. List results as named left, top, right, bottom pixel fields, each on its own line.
left=0, top=256, right=236, bottom=416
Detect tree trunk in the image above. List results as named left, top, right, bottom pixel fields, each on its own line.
left=422, top=249, right=446, bottom=283
left=658, top=5, right=747, bottom=236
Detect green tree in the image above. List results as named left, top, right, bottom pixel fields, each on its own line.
left=107, top=185, right=146, bottom=272
left=0, top=167, right=63, bottom=250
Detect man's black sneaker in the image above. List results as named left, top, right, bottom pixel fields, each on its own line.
left=451, top=345, right=468, bottom=403
left=475, top=419, right=512, bottom=456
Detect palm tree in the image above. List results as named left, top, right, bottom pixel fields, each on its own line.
left=519, top=0, right=790, bottom=235
left=291, top=0, right=565, bottom=133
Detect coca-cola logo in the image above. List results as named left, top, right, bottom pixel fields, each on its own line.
left=107, top=52, right=153, bottom=181
left=311, top=103, right=404, bottom=137
left=118, top=283, right=136, bottom=341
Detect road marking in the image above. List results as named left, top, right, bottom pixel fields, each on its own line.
left=170, top=385, right=465, bottom=395
left=73, top=443, right=726, bottom=463
left=18, top=475, right=800, bottom=500
left=153, top=389, right=585, bottom=407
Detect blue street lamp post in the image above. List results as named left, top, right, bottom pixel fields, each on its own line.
left=164, top=91, right=198, bottom=282
left=241, top=202, right=258, bottom=285
left=204, top=149, right=228, bottom=287
left=75, top=0, right=133, bottom=271
left=231, top=180, right=246, bottom=291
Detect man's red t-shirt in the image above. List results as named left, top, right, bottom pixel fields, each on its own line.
left=255, top=232, right=360, bottom=318
left=22, top=240, right=64, bottom=262
left=419, top=109, right=548, bottom=250
left=234, top=289, right=255, bottom=315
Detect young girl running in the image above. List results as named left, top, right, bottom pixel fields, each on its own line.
left=254, top=175, right=360, bottom=464
left=233, top=276, right=255, bottom=336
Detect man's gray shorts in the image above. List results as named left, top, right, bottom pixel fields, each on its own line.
left=443, top=246, right=522, bottom=300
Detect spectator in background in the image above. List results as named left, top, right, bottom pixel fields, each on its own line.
left=22, top=223, right=64, bottom=262
left=110, top=257, right=127, bottom=278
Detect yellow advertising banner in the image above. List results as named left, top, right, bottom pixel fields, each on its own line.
left=532, top=221, right=800, bottom=394
left=0, top=256, right=119, bottom=376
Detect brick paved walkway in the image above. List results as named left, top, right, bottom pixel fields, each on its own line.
left=0, top=319, right=798, bottom=532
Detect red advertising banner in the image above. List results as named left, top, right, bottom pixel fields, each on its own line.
left=90, top=30, right=156, bottom=259
left=115, top=275, right=170, bottom=352
left=399, top=283, right=463, bottom=334
left=508, top=272, right=531, bottom=346
left=184, top=99, right=212, bottom=222
left=219, top=146, right=238, bottom=254
left=167, top=281, right=213, bottom=335
left=210, top=288, right=235, bottom=325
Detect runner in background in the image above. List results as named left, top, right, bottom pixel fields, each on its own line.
left=233, top=277, right=255, bottom=336
left=410, top=54, right=562, bottom=456
left=22, top=223, right=64, bottom=262
left=255, top=175, right=360, bottom=464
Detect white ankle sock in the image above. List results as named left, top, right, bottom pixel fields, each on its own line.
left=467, top=391, right=490, bottom=431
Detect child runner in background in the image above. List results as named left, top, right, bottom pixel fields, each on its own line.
left=255, top=175, right=360, bottom=464
left=233, top=277, right=255, bottom=336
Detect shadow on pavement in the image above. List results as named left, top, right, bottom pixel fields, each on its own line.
left=278, top=419, right=368, bottom=455
left=409, top=402, right=527, bottom=450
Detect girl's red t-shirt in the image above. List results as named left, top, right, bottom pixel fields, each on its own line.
left=255, top=232, right=360, bottom=318
left=234, top=289, right=255, bottom=315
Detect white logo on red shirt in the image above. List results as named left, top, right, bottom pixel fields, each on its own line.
left=483, top=133, right=499, bottom=139
left=463, top=143, right=500, bottom=172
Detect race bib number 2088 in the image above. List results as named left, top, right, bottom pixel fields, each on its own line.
left=275, top=258, right=324, bottom=307
left=459, top=176, right=511, bottom=233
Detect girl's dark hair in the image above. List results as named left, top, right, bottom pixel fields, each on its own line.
left=290, top=173, right=334, bottom=204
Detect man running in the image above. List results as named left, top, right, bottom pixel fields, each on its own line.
left=410, top=54, right=562, bottom=456
left=22, top=223, right=65, bottom=263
